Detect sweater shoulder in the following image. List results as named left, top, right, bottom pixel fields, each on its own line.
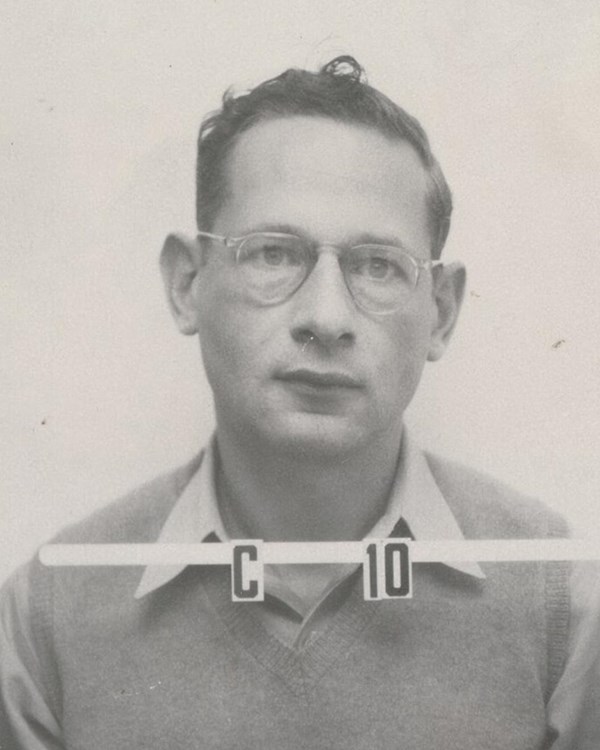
left=52, top=452, right=204, bottom=545
left=424, top=452, right=568, bottom=539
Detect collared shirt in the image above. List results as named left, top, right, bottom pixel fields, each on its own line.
left=135, top=432, right=485, bottom=647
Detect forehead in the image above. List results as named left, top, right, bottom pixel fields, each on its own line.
left=216, top=116, right=432, bottom=253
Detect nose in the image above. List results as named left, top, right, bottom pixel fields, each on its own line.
left=289, top=249, right=356, bottom=349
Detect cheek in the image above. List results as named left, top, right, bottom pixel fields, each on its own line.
left=375, top=311, right=433, bottom=400
left=196, top=283, right=276, bottom=387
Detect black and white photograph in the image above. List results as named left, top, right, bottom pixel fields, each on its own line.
left=1, top=1, right=600, bottom=747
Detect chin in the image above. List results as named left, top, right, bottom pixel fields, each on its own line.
left=257, top=412, right=370, bottom=459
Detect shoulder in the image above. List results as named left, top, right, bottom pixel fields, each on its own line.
left=51, top=451, right=204, bottom=545
left=1, top=451, right=204, bottom=622
left=424, top=452, right=568, bottom=539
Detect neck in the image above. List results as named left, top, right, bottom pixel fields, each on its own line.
left=214, top=425, right=403, bottom=542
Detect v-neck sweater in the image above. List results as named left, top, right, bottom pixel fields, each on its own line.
left=1, top=452, right=569, bottom=749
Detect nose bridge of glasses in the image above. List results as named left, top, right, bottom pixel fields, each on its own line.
left=306, top=243, right=353, bottom=286
left=307, top=241, right=363, bottom=283
left=293, top=243, right=356, bottom=313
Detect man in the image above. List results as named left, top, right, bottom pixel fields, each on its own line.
left=1, top=56, right=599, bottom=749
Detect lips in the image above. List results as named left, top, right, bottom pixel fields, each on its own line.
left=276, top=368, right=363, bottom=389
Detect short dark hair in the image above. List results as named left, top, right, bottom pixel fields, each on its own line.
left=196, top=55, right=452, bottom=257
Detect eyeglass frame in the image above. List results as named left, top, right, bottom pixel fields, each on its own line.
left=196, top=229, right=443, bottom=315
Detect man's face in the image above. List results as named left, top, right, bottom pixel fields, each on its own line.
left=187, top=117, right=458, bottom=457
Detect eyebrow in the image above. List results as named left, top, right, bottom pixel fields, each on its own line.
left=238, top=223, right=413, bottom=251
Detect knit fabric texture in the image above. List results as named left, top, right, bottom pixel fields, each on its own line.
left=6, top=453, right=570, bottom=749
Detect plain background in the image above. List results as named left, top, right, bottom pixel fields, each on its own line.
left=1, top=0, right=599, bottom=585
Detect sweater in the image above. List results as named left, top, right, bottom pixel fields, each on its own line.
left=0, top=452, right=569, bottom=749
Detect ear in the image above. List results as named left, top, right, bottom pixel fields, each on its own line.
left=427, top=261, right=466, bottom=362
left=160, top=233, right=205, bottom=335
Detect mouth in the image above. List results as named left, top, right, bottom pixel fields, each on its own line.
left=275, top=368, right=363, bottom=390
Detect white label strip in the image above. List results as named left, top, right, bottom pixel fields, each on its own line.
left=39, top=539, right=600, bottom=567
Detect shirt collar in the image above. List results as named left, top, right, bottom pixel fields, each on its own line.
left=135, top=430, right=485, bottom=599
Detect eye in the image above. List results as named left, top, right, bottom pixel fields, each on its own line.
left=240, top=235, right=305, bottom=269
left=262, top=244, right=287, bottom=266
left=348, top=248, right=406, bottom=283
left=365, top=256, right=394, bottom=280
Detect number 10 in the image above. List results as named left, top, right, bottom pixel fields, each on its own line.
left=363, top=540, right=412, bottom=600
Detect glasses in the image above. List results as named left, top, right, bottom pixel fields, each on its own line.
left=197, top=230, right=441, bottom=314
